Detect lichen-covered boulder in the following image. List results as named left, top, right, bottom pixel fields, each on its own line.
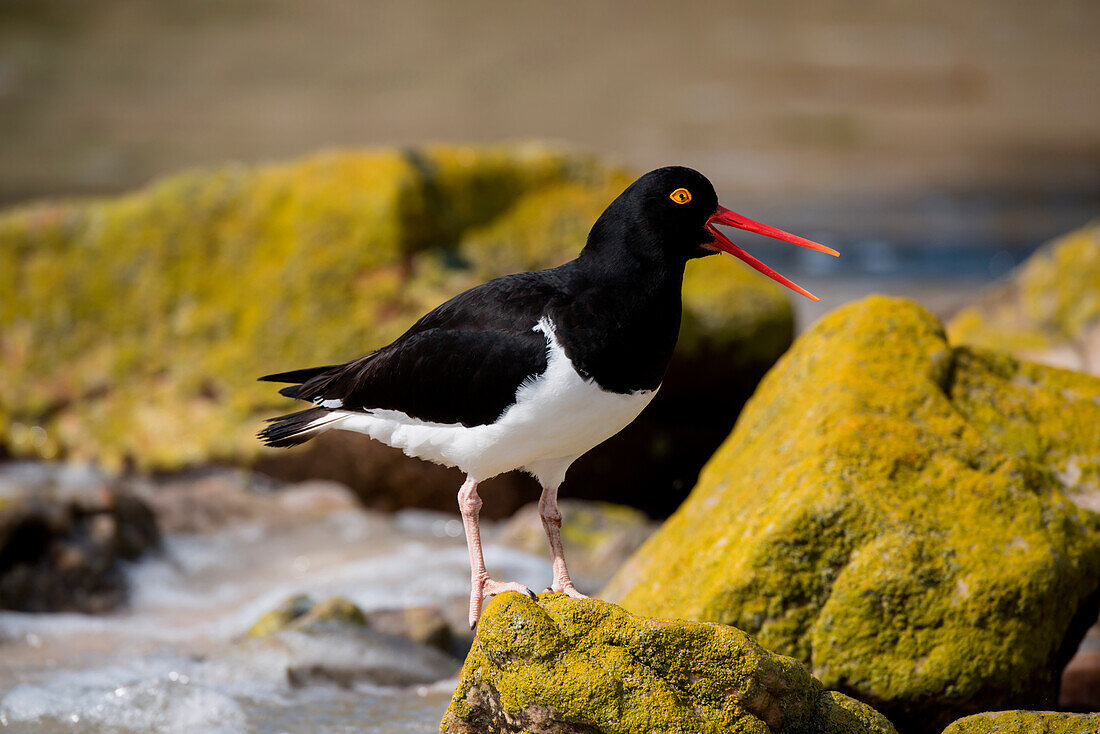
left=604, top=296, right=1100, bottom=733
left=440, top=592, right=896, bottom=734
left=0, top=143, right=791, bottom=516
left=941, top=711, right=1100, bottom=734
left=245, top=594, right=367, bottom=637
left=239, top=594, right=460, bottom=687
left=948, top=221, right=1100, bottom=375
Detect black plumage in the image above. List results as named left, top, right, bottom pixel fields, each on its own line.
left=260, top=167, right=720, bottom=439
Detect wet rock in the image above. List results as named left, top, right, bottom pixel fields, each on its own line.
left=0, top=143, right=791, bottom=518
left=440, top=592, right=896, bottom=734
left=0, top=462, right=160, bottom=613
left=948, top=221, right=1100, bottom=376
left=246, top=594, right=324, bottom=637
left=498, top=499, right=656, bottom=589
left=941, top=711, right=1100, bottom=734
left=240, top=594, right=459, bottom=687
left=247, top=594, right=459, bottom=656
left=363, top=606, right=455, bottom=656
left=605, top=297, right=1100, bottom=733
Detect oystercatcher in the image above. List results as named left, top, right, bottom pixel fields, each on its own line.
left=259, top=167, right=837, bottom=627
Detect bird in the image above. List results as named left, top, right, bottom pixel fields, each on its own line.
left=258, top=167, right=837, bottom=627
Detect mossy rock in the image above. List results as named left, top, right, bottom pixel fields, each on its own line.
left=0, top=143, right=791, bottom=515
left=948, top=221, right=1100, bottom=375
left=604, top=296, right=1100, bottom=733
left=440, top=592, right=897, bottom=734
left=246, top=594, right=366, bottom=637
left=941, top=711, right=1100, bottom=734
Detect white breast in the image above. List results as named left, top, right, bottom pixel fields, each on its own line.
left=332, top=317, right=657, bottom=487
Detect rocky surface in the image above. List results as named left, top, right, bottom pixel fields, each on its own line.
left=440, top=592, right=896, bottom=734
left=498, top=499, right=656, bottom=589
left=246, top=593, right=458, bottom=656
left=604, top=296, right=1100, bottom=733
left=0, top=462, right=160, bottom=613
left=240, top=593, right=461, bottom=688
left=941, top=711, right=1100, bottom=734
left=1059, top=622, right=1100, bottom=711
left=948, top=221, right=1100, bottom=376
left=0, top=143, right=792, bottom=517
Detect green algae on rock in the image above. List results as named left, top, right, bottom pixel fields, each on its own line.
left=237, top=594, right=460, bottom=688
left=604, top=296, right=1100, bottom=732
left=948, top=221, right=1100, bottom=376
left=941, top=711, right=1100, bottom=734
left=246, top=594, right=367, bottom=637
left=0, top=144, right=791, bottom=516
left=440, top=592, right=897, bottom=734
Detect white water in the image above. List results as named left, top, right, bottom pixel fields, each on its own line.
left=0, top=498, right=548, bottom=733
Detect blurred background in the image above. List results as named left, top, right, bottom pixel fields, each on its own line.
left=2, top=0, right=1098, bottom=323
left=1, top=2, right=1098, bottom=732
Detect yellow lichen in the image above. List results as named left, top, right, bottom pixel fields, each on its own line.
left=245, top=594, right=366, bottom=638
left=440, top=592, right=896, bottom=734
left=942, top=711, right=1100, bottom=734
left=947, top=221, right=1100, bottom=365
left=0, top=143, right=791, bottom=471
left=605, top=296, right=1100, bottom=728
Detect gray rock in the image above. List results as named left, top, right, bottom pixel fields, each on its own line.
left=0, top=462, right=159, bottom=613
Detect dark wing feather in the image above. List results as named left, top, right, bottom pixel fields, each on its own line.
left=314, top=327, right=548, bottom=426
left=264, top=268, right=574, bottom=426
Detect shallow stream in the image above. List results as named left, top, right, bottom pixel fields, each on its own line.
left=0, top=493, right=548, bottom=733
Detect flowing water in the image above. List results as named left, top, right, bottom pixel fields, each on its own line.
left=0, top=490, right=550, bottom=733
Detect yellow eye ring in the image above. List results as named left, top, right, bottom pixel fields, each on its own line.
left=670, top=188, right=692, bottom=204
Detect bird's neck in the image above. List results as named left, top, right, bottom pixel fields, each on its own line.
left=551, top=244, right=685, bottom=395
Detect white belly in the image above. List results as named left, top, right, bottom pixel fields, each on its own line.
left=332, top=318, right=657, bottom=486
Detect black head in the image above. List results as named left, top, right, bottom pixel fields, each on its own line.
left=583, top=166, right=839, bottom=300
left=585, top=166, right=721, bottom=264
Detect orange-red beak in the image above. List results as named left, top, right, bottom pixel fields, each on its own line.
left=705, top=205, right=839, bottom=302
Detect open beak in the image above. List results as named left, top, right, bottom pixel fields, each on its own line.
left=705, top=205, right=839, bottom=302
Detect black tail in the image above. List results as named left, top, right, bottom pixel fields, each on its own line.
left=259, top=364, right=341, bottom=400
left=258, top=408, right=346, bottom=448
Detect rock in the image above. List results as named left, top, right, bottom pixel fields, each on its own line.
left=247, top=594, right=457, bottom=656
left=0, top=462, right=160, bottom=613
left=604, top=296, right=1100, bottom=733
left=948, top=221, right=1100, bottom=376
left=240, top=594, right=460, bottom=687
left=246, top=595, right=370, bottom=638
left=1060, top=622, right=1100, bottom=711
left=440, top=592, right=896, bottom=734
left=941, top=711, right=1100, bottom=734
left=363, top=606, right=456, bottom=656
left=246, top=594, right=327, bottom=637
left=0, top=143, right=792, bottom=517
left=498, top=499, right=656, bottom=589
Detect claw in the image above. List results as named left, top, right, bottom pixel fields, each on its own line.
left=550, top=583, right=589, bottom=600
left=468, top=577, right=537, bottom=628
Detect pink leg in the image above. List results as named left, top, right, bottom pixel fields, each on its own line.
left=458, top=476, right=534, bottom=628
left=539, top=484, right=588, bottom=599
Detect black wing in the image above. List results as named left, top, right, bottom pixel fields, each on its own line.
left=261, top=268, right=572, bottom=426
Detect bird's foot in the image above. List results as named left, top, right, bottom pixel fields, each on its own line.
left=545, top=581, right=589, bottom=599
left=469, top=577, right=536, bottom=629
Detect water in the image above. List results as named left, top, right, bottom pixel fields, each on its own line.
left=0, top=500, right=548, bottom=733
